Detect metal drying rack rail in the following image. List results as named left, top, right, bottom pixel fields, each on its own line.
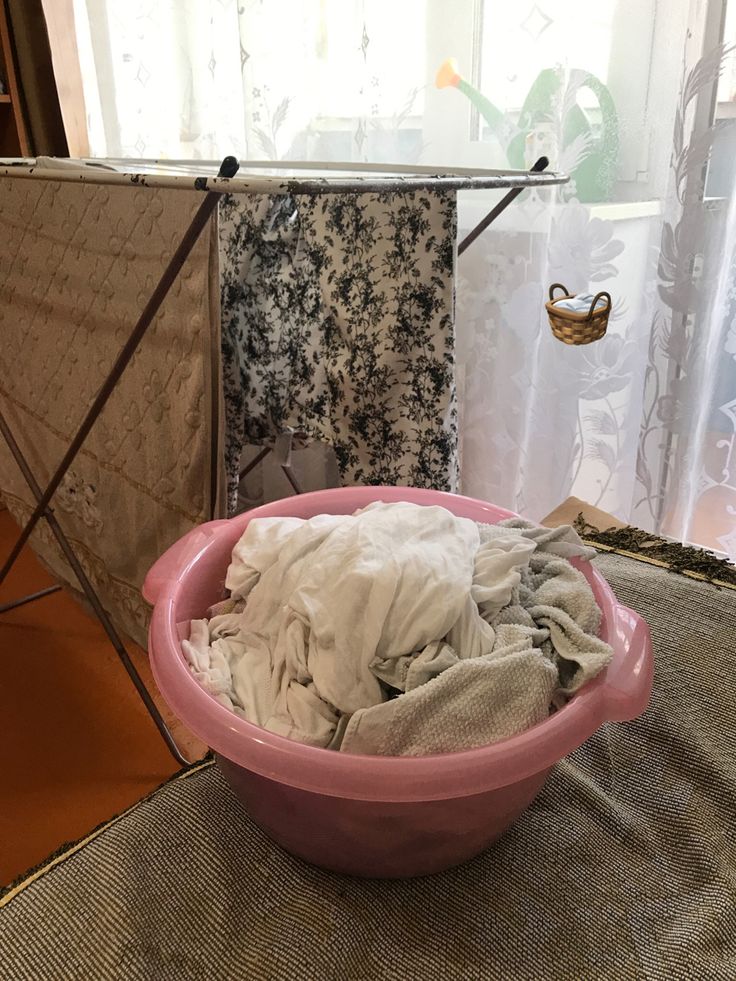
left=0, top=155, right=567, bottom=196
left=0, top=155, right=567, bottom=765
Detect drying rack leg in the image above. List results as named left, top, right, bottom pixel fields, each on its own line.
left=458, top=156, right=549, bottom=256
left=0, top=584, right=61, bottom=614
left=281, top=465, right=303, bottom=495
left=239, top=446, right=271, bottom=480
left=238, top=441, right=305, bottom=496
left=0, top=408, right=190, bottom=767
left=0, top=155, right=240, bottom=767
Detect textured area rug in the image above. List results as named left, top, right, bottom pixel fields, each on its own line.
left=2, top=546, right=734, bottom=980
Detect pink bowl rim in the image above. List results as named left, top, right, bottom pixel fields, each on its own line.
left=148, top=486, right=651, bottom=802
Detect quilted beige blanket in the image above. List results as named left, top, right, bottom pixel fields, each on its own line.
left=0, top=177, right=226, bottom=647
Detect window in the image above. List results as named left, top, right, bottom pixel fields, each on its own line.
left=455, top=0, right=681, bottom=203
left=707, top=0, right=736, bottom=197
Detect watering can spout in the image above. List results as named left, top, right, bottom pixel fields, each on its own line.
left=438, top=61, right=619, bottom=202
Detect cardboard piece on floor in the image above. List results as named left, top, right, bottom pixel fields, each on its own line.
left=542, top=495, right=626, bottom=533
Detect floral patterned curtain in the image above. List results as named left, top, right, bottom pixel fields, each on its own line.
left=71, top=0, right=736, bottom=555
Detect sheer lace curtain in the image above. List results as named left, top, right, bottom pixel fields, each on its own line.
left=69, top=0, right=736, bottom=555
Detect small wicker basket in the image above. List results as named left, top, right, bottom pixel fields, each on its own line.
left=545, top=283, right=611, bottom=345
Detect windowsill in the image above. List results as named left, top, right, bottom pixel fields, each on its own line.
left=716, top=100, right=736, bottom=119
left=459, top=193, right=662, bottom=234
left=587, top=199, right=662, bottom=220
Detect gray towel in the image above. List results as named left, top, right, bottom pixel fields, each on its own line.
left=339, top=520, right=612, bottom=756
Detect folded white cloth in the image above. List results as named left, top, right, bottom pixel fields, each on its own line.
left=554, top=292, right=607, bottom=314
left=182, top=503, right=612, bottom=755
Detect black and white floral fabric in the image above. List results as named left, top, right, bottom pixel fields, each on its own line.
left=218, top=190, right=457, bottom=512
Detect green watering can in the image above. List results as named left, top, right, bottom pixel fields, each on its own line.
left=436, top=59, right=619, bottom=203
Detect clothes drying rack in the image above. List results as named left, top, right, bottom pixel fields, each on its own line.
left=0, top=155, right=567, bottom=765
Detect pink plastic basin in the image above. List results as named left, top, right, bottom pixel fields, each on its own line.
left=144, top=487, right=653, bottom=878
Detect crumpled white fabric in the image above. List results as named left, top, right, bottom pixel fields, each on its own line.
left=182, top=502, right=613, bottom=755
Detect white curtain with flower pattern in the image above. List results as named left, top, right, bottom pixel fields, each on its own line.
left=70, top=0, right=736, bottom=554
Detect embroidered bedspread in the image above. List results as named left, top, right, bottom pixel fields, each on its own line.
left=0, top=178, right=225, bottom=647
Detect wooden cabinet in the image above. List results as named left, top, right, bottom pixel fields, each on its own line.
left=0, top=0, right=30, bottom=156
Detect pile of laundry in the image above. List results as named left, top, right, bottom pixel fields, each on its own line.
left=183, top=502, right=613, bottom=756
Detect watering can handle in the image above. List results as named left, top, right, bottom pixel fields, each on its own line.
left=549, top=283, right=570, bottom=302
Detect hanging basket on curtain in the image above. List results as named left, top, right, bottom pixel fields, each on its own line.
left=545, top=284, right=611, bottom=345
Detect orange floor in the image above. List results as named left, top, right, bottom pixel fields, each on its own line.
left=0, top=510, right=205, bottom=885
